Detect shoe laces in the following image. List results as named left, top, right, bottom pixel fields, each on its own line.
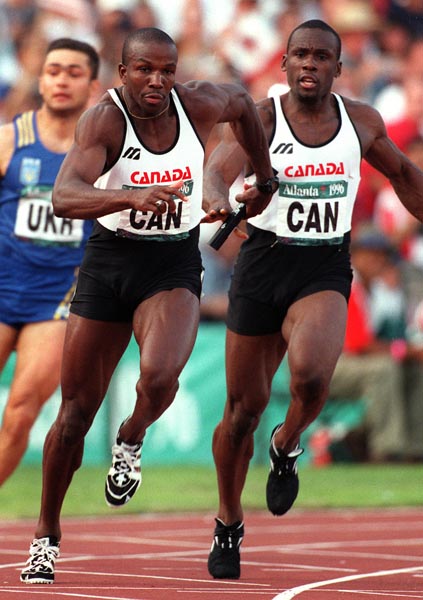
left=111, top=441, right=141, bottom=474
left=25, top=539, right=59, bottom=570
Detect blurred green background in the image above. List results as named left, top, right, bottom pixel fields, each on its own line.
left=1, top=322, right=421, bottom=520
left=2, top=463, right=422, bottom=519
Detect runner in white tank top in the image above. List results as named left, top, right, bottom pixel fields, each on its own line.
left=202, top=19, right=423, bottom=581
left=21, top=26, right=276, bottom=585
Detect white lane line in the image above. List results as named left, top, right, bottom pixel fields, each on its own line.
left=272, top=566, right=423, bottom=599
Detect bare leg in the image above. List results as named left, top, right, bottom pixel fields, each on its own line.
left=274, top=291, right=348, bottom=452
left=213, top=330, right=285, bottom=525
left=0, top=321, right=66, bottom=485
left=34, top=315, right=132, bottom=540
left=117, top=289, right=200, bottom=444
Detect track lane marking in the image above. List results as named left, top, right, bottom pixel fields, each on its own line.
left=272, top=566, right=423, bottom=599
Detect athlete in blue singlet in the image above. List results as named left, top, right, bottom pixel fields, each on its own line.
left=0, top=38, right=100, bottom=486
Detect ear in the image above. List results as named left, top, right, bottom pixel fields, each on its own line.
left=334, top=61, right=342, bottom=78
left=281, top=54, right=287, bottom=72
left=118, top=63, right=127, bottom=84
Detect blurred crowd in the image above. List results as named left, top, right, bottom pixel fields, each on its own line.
left=1, top=0, right=423, bottom=460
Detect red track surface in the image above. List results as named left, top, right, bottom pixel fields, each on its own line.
left=1, top=508, right=423, bottom=599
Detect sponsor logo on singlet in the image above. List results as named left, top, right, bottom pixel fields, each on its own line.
left=123, top=146, right=141, bottom=160
left=272, top=142, right=293, bottom=154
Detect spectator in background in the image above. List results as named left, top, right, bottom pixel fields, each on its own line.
left=95, top=0, right=157, bottom=90
left=329, top=225, right=423, bottom=462
left=248, top=2, right=304, bottom=100
left=327, top=1, right=384, bottom=101
left=356, top=40, right=423, bottom=228
left=383, top=0, right=423, bottom=40
left=174, top=0, right=233, bottom=85
left=0, top=0, right=99, bottom=123
left=213, top=0, right=279, bottom=87
left=373, top=136, right=423, bottom=269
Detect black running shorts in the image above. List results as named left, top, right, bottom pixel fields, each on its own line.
left=227, top=224, right=353, bottom=336
left=71, top=222, right=202, bottom=322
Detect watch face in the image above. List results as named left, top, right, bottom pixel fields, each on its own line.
left=256, top=177, right=278, bottom=193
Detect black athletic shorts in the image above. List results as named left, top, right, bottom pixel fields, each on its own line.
left=70, top=222, right=202, bottom=322
left=227, top=224, right=353, bottom=336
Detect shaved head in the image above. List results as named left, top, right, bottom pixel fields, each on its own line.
left=122, top=28, right=177, bottom=65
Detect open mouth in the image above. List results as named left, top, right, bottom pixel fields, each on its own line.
left=299, top=76, right=317, bottom=89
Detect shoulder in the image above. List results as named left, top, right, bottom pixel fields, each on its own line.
left=79, top=92, right=123, bottom=126
left=75, top=92, right=125, bottom=147
left=0, top=121, right=16, bottom=177
left=339, top=95, right=386, bottom=130
left=338, top=95, right=387, bottom=148
left=174, top=80, right=251, bottom=116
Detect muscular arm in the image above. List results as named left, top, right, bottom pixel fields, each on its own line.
left=200, top=97, right=275, bottom=219
left=53, top=99, right=184, bottom=219
left=352, top=102, right=423, bottom=222
left=182, top=82, right=273, bottom=184
left=202, top=124, right=248, bottom=215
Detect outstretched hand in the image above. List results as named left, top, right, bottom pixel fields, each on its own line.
left=235, top=182, right=273, bottom=218
left=201, top=201, right=248, bottom=242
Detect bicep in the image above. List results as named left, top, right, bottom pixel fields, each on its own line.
left=56, top=140, right=107, bottom=188
left=55, top=112, right=108, bottom=187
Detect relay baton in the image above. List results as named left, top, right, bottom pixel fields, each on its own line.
left=208, top=203, right=247, bottom=250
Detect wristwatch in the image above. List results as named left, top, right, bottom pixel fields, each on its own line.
left=254, top=176, right=279, bottom=194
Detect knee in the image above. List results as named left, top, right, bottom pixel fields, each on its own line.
left=1, top=402, right=38, bottom=442
left=226, top=397, right=263, bottom=443
left=137, top=367, right=179, bottom=403
left=55, top=402, right=92, bottom=448
left=290, top=370, right=328, bottom=410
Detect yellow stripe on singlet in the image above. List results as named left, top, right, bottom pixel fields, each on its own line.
left=16, top=111, right=35, bottom=147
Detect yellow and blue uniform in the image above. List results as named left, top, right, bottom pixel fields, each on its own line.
left=0, top=111, right=92, bottom=328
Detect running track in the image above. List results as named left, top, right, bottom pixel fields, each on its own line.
left=1, top=508, right=423, bottom=599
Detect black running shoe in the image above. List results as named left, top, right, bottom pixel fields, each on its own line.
left=208, top=518, right=244, bottom=579
left=20, top=536, right=60, bottom=584
left=105, top=435, right=142, bottom=508
left=266, top=423, right=304, bottom=516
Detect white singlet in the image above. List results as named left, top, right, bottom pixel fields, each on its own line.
left=249, top=93, right=362, bottom=245
left=96, top=88, right=204, bottom=240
